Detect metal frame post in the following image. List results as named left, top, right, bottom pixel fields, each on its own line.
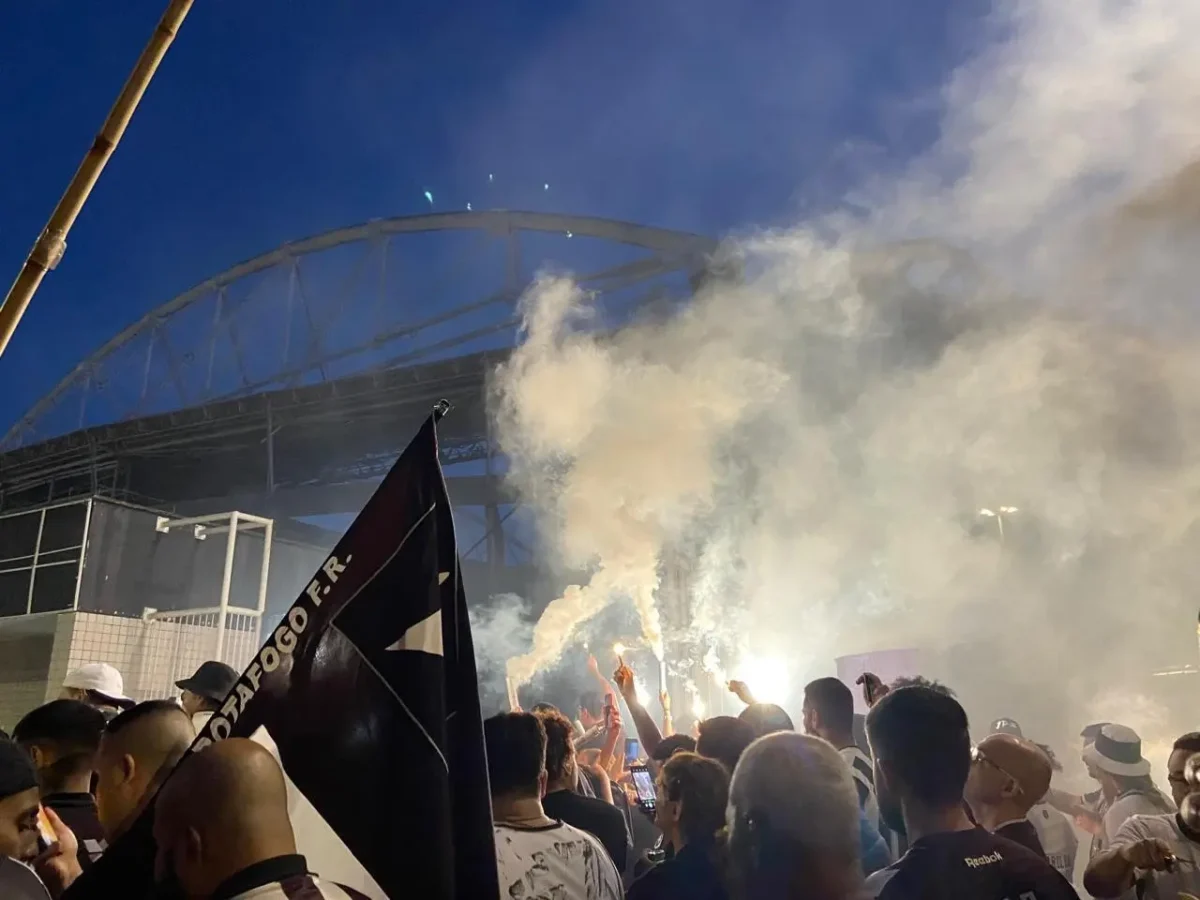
left=214, top=512, right=239, bottom=660
left=25, top=508, right=46, bottom=614
left=71, top=498, right=94, bottom=611
left=253, top=520, right=273, bottom=647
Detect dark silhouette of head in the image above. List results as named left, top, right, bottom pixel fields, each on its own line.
left=740, top=703, right=795, bottom=738
left=13, top=699, right=106, bottom=795
left=866, top=686, right=971, bottom=836
left=484, top=713, right=547, bottom=801
left=802, top=678, right=854, bottom=744
left=697, top=716, right=757, bottom=773
left=0, top=738, right=40, bottom=862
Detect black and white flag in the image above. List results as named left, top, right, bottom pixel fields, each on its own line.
left=69, top=406, right=498, bottom=899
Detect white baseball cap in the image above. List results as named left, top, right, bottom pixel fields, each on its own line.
left=62, top=663, right=133, bottom=706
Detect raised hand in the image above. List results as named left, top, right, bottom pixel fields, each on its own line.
left=727, top=680, right=755, bottom=705
left=855, top=672, right=888, bottom=707
left=613, top=662, right=638, bottom=705
left=33, top=806, right=82, bottom=898
left=1120, top=838, right=1178, bottom=872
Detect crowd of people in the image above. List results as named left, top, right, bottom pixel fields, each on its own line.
left=1, top=652, right=1198, bottom=899
left=488, top=659, right=1200, bottom=900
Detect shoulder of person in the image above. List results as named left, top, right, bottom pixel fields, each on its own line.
left=995, top=838, right=1081, bottom=897
left=1103, top=793, right=1165, bottom=836
left=559, top=818, right=609, bottom=847
left=1111, top=812, right=1176, bottom=846
left=862, top=861, right=902, bottom=898
left=587, top=794, right=627, bottom=820
left=624, top=859, right=669, bottom=899
left=0, top=858, right=51, bottom=900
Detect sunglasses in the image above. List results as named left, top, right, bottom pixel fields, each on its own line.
left=971, top=746, right=1022, bottom=790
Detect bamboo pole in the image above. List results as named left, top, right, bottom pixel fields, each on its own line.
left=0, top=0, right=195, bottom=357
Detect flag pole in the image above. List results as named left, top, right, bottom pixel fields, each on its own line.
left=0, top=0, right=194, bottom=358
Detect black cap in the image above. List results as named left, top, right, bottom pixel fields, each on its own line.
left=176, top=660, right=239, bottom=704
left=0, top=738, right=38, bottom=801
left=990, top=718, right=1023, bottom=737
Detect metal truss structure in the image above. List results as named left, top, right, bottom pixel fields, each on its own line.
left=0, top=211, right=718, bottom=591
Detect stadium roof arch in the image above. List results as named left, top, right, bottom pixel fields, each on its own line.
left=0, top=211, right=719, bottom=525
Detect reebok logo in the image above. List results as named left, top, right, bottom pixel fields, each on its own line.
left=964, top=851, right=1003, bottom=868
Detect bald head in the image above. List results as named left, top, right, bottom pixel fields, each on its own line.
left=154, top=739, right=296, bottom=899
left=966, top=733, right=1053, bottom=823
left=728, top=733, right=862, bottom=897
left=94, top=701, right=194, bottom=839
left=160, top=738, right=291, bottom=834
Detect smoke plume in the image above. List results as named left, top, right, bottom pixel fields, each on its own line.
left=490, top=0, right=1200, bottom=757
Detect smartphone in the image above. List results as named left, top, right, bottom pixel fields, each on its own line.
left=624, top=737, right=641, bottom=766
left=35, top=806, right=56, bottom=852
left=629, top=763, right=656, bottom=811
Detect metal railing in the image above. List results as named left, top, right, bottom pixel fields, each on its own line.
left=133, top=511, right=273, bottom=701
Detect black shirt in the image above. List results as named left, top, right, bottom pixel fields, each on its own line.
left=626, top=840, right=729, bottom=900
left=61, top=805, right=158, bottom=900
left=42, top=793, right=106, bottom=872
left=996, top=819, right=1047, bottom=860
left=542, top=788, right=629, bottom=871
left=864, top=827, right=1080, bottom=900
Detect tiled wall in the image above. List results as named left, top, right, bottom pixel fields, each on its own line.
left=59, top=611, right=260, bottom=703
left=0, top=610, right=263, bottom=726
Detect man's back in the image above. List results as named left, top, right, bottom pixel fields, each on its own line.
left=494, top=820, right=623, bottom=900
left=864, top=828, right=1080, bottom=900
left=542, top=789, right=629, bottom=871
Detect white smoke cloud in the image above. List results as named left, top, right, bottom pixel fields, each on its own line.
left=469, top=593, right=533, bottom=695
left=489, top=0, right=1200, bottom=752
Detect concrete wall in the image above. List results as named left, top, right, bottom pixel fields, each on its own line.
left=0, top=626, right=54, bottom=731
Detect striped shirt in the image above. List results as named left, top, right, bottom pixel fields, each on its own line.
left=841, top=745, right=881, bottom=830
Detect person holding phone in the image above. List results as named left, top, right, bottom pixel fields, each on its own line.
left=0, top=738, right=82, bottom=899
left=626, top=752, right=731, bottom=900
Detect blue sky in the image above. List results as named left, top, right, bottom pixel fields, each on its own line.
left=0, top=0, right=985, bottom=433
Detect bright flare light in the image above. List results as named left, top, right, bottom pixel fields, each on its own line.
left=736, top=656, right=790, bottom=704
left=686, top=681, right=706, bottom=720
left=613, top=642, right=626, bottom=657
left=634, top=676, right=651, bottom=706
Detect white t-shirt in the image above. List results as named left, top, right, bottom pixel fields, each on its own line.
left=494, top=820, right=623, bottom=900
left=1110, top=813, right=1200, bottom=900
left=1027, top=802, right=1078, bottom=882
left=1103, top=791, right=1175, bottom=845
left=840, top=746, right=881, bottom=830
